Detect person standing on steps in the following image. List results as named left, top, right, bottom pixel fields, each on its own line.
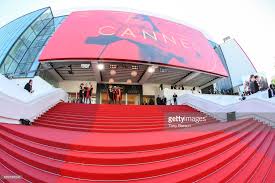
left=173, top=93, right=178, bottom=105
left=113, top=86, right=123, bottom=104
left=162, top=96, right=167, bottom=105
left=254, top=75, right=260, bottom=93
left=79, top=83, right=84, bottom=103
left=24, top=79, right=34, bottom=93
left=113, top=86, right=117, bottom=104
left=85, top=83, right=91, bottom=104
left=149, top=98, right=155, bottom=105
left=88, top=83, right=93, bottom=104
left=83, top=83, right=88, bottom=104
left=108, top=85, right=114, bottom=104
left=117, top=86, right=123, bottom=104
left=268, top=84, right=275, bottom=98
left=249, top=75, right=256, bottom=94
left=156, top=95, right=161, bottom=105
left=160, top=84, right=163, bottom=91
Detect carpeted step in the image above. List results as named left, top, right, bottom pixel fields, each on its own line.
left=260, top=129, right=275, bottom=183
left=0, top=119, right=251, bottom=152
left=0, top=163, right=26, bottom=183
left=1, top=102, right=274, bottom=182
left=197, top=128, right=274, bottom=182
left=34, top=122, right=167, bottom=133
left=37, top=115, right=168, bottom=123
left=0, top=121, right=267, bottom=181
left=228, top=132, right=275, bottom=183
left=0, top=149, right=92, bottom=183
left=130, top=124, right=271, bottom=183
left=34, top=119, right=214, bottom=132
left=39, top=113, right=214, bottom=121
left=36, top=116, right=167, bottom=124
left=0, top=120, right=256, bottom=166
left=35, top=119, right=166, bottom=129
left=247, top=130, right=275, bottom=182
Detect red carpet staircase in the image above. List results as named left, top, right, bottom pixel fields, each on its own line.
left=0, top=103, right=275, bottom=182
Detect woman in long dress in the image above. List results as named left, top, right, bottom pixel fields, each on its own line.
left=117, top=87, right=122, bottom=104
left=113, top=86, right=118, bottom=104
left=83, top=83, right=89, bottom=104
left=113, top=86, right=122, bottom=104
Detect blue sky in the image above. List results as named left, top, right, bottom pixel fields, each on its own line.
left=0, top=0, right=274, bottom=80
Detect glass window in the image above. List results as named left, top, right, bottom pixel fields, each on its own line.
left=9, top=39, right=28, bottom=61
left=21, top=31, right=36, bottom=47
left=27, top=59, right=40, bottom=77
left=22, top=63, right=32, bottom=73
left=7, top=61, right=18, bottom=74
left=31, top=19, right=44, bottom=34
left=22, top=27, right=33, bottom=38
left=20, top=51, right=32, bottom=63
left=0, top=8, right=57, bottom=77
left=0, top=8, right=49, bottom=66
left=15, top=63, right=25, bottom=73
left=0, top=56, right=13, bottom=73
left=16, top=63, right=31, bottom=75
left=0, top=64, right=5, bottom=74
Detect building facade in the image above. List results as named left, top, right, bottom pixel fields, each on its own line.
left=0, top=7, right=256, bottom=96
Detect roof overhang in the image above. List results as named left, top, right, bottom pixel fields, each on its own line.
left=40, top=60, right=224, bottom=87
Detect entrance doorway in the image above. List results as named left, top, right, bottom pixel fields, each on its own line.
left=96, top=83, right=142, bottom=105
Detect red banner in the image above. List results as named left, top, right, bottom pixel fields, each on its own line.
left=39, top=10, right=228, bottom=76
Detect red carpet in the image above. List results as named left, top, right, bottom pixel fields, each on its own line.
left=0, top=103, right=274, bottom=182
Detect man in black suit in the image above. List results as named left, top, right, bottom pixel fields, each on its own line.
left=173, top=93, right=178, bottom=105
left=108, top=85, right=114, bottom=104
left=24, top=80, right=34, bottom=93
left=156, top=95, right=161, bottom=105
left=163, top=97, right=167, bottom=105
left=268, top=84, right=274, bottom=98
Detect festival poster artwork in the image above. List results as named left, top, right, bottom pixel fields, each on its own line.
left=39, top=10, right=228, bottom=77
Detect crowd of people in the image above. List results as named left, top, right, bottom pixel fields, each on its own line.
left=79, top=83, right=93, bottom=104
left=156, top=93, right=178, bottom=105
left=107, top=85, right=123, bottom=104
left=243, top=74, right=268, bottom=96
left=23, top=75, right=274, bottom=106
left=156, top=95, right=167, bottom=105
left=239, top=75, right=274, bottom=100
left=170, top=85, right=185, bottom=90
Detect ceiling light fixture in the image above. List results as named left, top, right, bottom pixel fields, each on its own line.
left=97, top=63, right=104, bottom=70
left=148, top=66, right=155, bottom=73
left=131, top=70, right=138, bottom=77
left=126, top=79, right=132, bottom=84
left=110, top=69, right=116, bottom=75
